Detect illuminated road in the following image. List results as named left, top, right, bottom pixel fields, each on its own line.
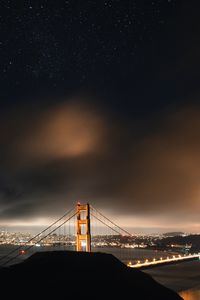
left=127, top=253, right=200, bottom=268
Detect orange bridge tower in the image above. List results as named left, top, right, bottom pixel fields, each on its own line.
left=76, top=202, right=91, bottom=252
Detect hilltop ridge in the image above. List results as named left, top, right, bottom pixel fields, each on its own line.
left=0, top=251, right=182, bottom=299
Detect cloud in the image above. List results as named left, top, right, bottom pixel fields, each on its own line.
left=0, top=100, right=107, bottom=168
left=0, top=99, right=200, bottom=232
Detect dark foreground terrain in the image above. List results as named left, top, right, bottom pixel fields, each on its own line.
left=0, top=251, right=182, bottom=299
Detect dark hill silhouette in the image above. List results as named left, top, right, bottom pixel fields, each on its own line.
left=0, top=251, right=182, bottom=299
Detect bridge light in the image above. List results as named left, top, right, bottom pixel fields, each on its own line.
left=160, top=257, right=163, bottom=260
left=137, top=260, right=140, bottom=264
left=145, top=259, right=148, bottom=263
left=153, top=258, right=156, bottom=262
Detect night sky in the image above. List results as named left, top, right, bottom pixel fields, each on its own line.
left=0, top=0, right=200, bottom=233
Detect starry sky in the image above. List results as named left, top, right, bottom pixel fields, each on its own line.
left=0, top=0, right=200, bottom=233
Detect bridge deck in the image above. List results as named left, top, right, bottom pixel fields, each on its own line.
left=127, top=254, right=200, bottom=269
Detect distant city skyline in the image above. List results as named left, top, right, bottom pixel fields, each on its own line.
left=0, top=223, right=199, bottom=235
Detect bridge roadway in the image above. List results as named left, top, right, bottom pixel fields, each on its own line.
left=127, top=253, right=200, bottom=269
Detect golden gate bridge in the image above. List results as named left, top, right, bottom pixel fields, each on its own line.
left=0, top=202, right=199, bottom=268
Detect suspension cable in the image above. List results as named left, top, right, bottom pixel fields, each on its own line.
left=91, top=205, right=132, bottom=237
left=91, top=212, right=123, bottom=236
left=0, top=207, right=75, bottom=264
left=1, top=211, right=77, bottom=267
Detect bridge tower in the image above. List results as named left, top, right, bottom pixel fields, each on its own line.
left=76, top=202, right=91, bottom=252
